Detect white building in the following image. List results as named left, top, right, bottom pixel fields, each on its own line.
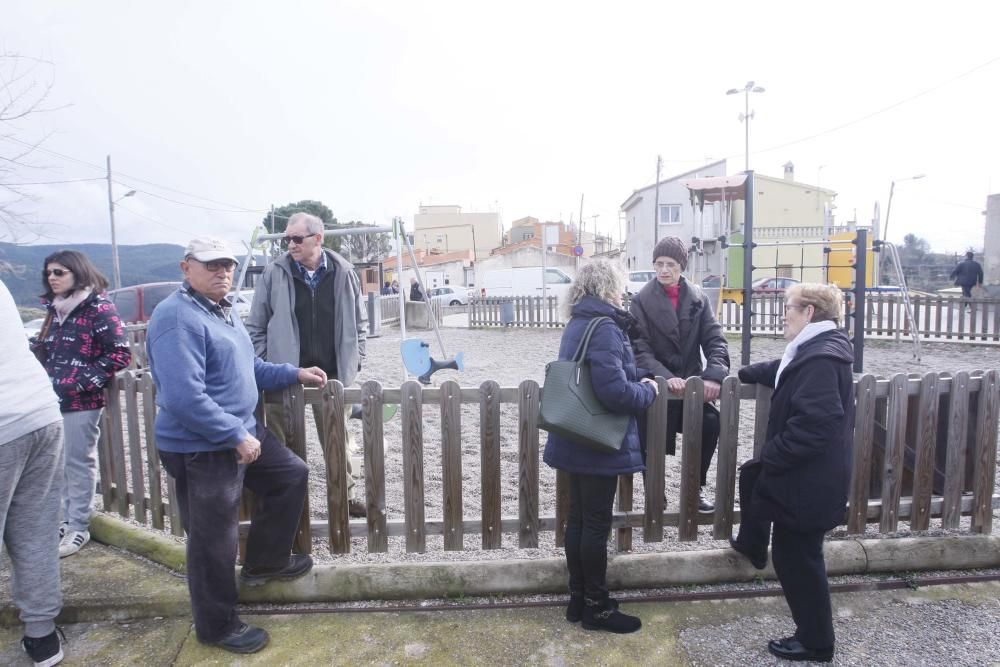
left=621, top=160, right=728, bottom=280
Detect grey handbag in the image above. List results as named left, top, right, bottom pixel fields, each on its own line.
left=538, top=316, right=630, bottom=454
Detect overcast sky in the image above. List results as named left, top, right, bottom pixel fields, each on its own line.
left=2, top=1, right=998, bottom=256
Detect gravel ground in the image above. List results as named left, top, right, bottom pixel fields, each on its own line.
left=282, top=323, right=1000, bottom=565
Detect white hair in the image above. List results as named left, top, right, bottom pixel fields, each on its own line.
left=286, top=212, right=325, bottom=235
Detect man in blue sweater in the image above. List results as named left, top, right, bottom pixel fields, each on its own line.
left=147, top=238, right=327, bottom=655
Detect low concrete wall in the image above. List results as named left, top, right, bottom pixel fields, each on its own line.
left=93, top=514, right=1000, bottom=603
left=404, top=301, right=434, bottom=329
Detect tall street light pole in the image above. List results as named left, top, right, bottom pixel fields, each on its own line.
left=106, top=154, right=135, bottom=290
left=726, top=81, right=765, bottom=172
left=879, top=173, right=925, bottom=284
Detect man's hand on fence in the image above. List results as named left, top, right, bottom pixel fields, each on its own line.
left=297, top=366, right=328, bottom=387
left=640, top=377, right=659, bottom=395
left=666, top=377, right=686, bottom=396
left=703, top=380, right=721, bottom=402
left=236, top=434, right=262, bottom=465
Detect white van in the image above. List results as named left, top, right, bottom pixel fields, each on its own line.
left=480, top=267, right=573, bottom=299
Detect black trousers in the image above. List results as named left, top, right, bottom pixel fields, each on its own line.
left=734, top=465, right=834, bottom=650
left=159, top=427, right=308, bottom=643
left=644, top=401, right=719, bottom=487
left=564, top=473, right=618, bottom=599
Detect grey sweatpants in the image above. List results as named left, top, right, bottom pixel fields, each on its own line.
left=0, top=420, right=64, bottom=638
left=62, top=409, right=102, bottom=532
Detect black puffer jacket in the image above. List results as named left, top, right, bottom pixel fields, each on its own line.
left=738, top=329, right=854, bottom=532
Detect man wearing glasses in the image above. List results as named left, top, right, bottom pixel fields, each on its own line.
left=147, top=237, right=327, bottom=654
left=247, top=212, right=368, bottom=517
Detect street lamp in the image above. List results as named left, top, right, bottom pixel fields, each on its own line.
left=107, top=187, right=136, bottom=290
left=726, top=81, right=765, bottom=172
left=879, top=173, right=925, bottom=285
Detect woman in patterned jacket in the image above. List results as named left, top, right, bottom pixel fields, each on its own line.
left=32, top=250, right=131, bottom=557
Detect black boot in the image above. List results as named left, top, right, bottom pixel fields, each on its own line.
left=566, top=592, right=618, bottom=623
left=582, top=595, right=641, bottom=634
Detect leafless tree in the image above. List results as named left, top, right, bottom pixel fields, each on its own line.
left=0, top=53, right=67, bottom=243
left=341, top=223, right=393, bottom=263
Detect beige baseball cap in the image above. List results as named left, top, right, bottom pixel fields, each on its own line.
left=184, top=237, right=237, bottom=263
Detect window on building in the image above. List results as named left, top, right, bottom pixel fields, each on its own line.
left=658, top=204, right=681, bottom=225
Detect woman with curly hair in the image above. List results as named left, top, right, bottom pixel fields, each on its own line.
left=32, top=250, right=131, bottom=558
left=542, top=259, right=658, bottom=634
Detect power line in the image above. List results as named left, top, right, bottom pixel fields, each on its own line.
left=0, top=136, right=262, bottom=212
left=1, top=177, right=104, bottom=185
left=115, top=203, right=203, bottom=236
left=128, top=188, right=266, bottom=213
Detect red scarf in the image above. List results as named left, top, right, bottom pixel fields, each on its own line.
left=661, top=283, right=680, bottom=309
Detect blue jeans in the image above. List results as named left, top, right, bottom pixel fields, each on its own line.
left=158, top=427, right=308, bottom=642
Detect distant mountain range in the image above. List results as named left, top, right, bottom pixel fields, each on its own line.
left=0, top=242, right=260, bottom=306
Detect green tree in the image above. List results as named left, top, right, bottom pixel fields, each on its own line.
left=261, top=200, right=342, bottom=254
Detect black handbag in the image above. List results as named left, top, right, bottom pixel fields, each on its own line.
left=538, top=316, right=630, bottom=454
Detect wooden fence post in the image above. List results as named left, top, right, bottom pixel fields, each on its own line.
left=400, top=380, right=427, bottom=552
left=678, top=377, right=704, bottom=541
left=879, top=374, right=908, bottom=533
left=971, top=370, right=1000, bottom=533
left=942, top=372, right=970, bottom=529
left=362, top=381, right=388, bottom=553
left=517, top=380, right=540, bottom=549
left=847, top=374, right=876, bottom=534
left=479, top=380, right=502, bottom=549
left=909, top=373, right=941, bottom=531
left=713, top=376, right=741, bottom=539
left=643, top=378, right=668, bottom=543
left=320, top=381, right=350, bottom=554
left=439, top=380, right=464, bottom=550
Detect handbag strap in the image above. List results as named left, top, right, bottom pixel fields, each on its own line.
left=37, top=310, right=53, bottom=343
left=570, top=316, right=612, bottom=363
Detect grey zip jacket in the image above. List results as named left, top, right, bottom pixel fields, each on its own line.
left=246, top=249, right=367, bottom=386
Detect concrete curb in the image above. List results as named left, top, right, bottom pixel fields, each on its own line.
left=94, top=514, right=1000, bottom=603
left=91, top=513, right=187, bottom=573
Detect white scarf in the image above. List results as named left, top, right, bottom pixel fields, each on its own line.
left=52, top=287, right=93, bottom=325
left=774, top=320, right=837, bottom=388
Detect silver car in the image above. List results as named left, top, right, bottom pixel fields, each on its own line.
left=428, top=286, right=471, bottom=306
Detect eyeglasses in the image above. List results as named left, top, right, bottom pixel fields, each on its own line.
left=44, top=268, right=72, bottom=277
left=280, top=234, right=314, bottom=249
left=190, top=258, right=237, bottom=272
left=783, top=303, right=807, bottom=313
left=653, top=260, right=681, bottom=271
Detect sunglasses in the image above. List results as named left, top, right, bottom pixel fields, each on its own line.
left=190, top=258, right=237, bottom=272
left=280, top=234, right=314, bottom=249
left=44, top=268, right=72, bottom=277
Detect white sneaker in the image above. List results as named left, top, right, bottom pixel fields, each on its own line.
left=58, top=530, right=90, bottom=558
left=58, top=523, right=67, bottom=540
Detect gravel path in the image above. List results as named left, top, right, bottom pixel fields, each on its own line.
left=293, top=323, right=1000, bottom=565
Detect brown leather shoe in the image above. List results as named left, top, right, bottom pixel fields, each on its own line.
left=348, top=498, right=367, bottom=518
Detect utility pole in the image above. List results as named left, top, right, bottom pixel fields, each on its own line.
left=653, top=155, right=662, bottom=246
left=106, top=155, right=122, bottom=290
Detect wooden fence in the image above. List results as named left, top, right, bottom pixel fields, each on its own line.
left=469, top=296, right=563, bottom=328
left=719, top=294, right=1000, bottom=343
left=97, top=369, right=1000, bottom=556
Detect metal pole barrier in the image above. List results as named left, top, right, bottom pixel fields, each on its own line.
left=741, top=171, right=755, bottom=366
left=853, top=229, right=867, bottom=373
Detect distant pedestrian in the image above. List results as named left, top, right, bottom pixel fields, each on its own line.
left=148, top=237, right=327, bottom=654
left=950, top=251, right=983, bottom=310
left=409, top=277, right=424, bottom=301
left=391, top=279, right=399, bottom=294
left=381, top=281, right=392, bottom=295
left=246, top=212, right=368, bottom=517
left=0, top=277, right=67, bottom=667
left=32, top=249, right=131, bottom=558
left=542, top=259, right=658, bottom=634
left=732, top=283, right=853, bottom=663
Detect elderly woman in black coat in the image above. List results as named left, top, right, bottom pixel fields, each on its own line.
left=630, top=236, right=730, bottom=512
left=543, top=259, right=658, bottom=634
left=731, top=283, right=854, bottom=663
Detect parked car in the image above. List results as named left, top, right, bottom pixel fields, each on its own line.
left=228, top=289, right=254, bottom=318
left=701, top=274, right=721, bottom=288
left=479, top=267, right=573, bottom=299
left=428, top=285, right=471, bottom=306
left=751, top=277, right=800, bottom=294
left=106, top=282, right=182, bottom=323
left=626, top=270, right=655, bottom=295
left=23, top=317, right=45, bottom=339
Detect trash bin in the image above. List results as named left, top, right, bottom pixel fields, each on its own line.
left=500, top=300, right=515, bottom=326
